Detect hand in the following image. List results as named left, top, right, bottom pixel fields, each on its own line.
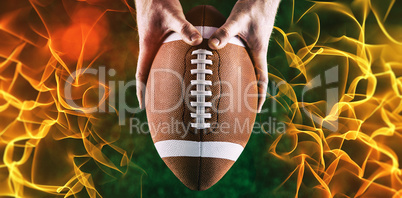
left=134, top=0, right=203, bottom=109
left=208, top=0, right=281, bottom=113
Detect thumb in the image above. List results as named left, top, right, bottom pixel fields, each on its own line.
left=208, top=21, right=240, bottom=50
left=170, top=17, right=202, bottom=46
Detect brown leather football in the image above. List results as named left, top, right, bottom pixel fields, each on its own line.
left=145, top=5, right=258, bottom=191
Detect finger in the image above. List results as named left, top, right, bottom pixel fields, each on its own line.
left=170, top=17, right=202, bottom=46
left=208, top=20, right=241, bottom=50
left=250, top=49, right=268, bottom=113
left=136, top=40, right=160, bottom=109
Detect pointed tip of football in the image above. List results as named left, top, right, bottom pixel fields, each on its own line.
left=163, top=157, right=235, bottom=191
left=185, top=5, right=226, bottom=28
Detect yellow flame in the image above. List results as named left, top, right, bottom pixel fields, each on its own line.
left=269, top=0, right=402, bottom=197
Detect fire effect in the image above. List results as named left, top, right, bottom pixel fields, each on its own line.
left=0, top=0, right=139, bottom=197
left=269, top=0, right=402, bottom=197
left=0, top=0, right=400, bottom=197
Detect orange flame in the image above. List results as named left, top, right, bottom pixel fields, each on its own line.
left=0, top=0, right=140, bottom=197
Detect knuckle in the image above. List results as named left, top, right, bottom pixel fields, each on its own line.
left=258, top=73, right=269, bottom=84
left=260, top=78, right=269, bottom=84
left=250, top=41, right=264, bottom=52
left=135, top=70, right=146, bottom=80
left=180, top=22, right=191, bottom=34
left=218, top=27, right=231, bottom=38
left=259, top=76, right=268, bottom=84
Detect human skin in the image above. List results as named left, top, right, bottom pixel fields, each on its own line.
left=134, top=0, right=281, bottom=112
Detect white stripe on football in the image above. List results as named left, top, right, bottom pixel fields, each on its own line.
left=154, top=140, right=244, bottom=161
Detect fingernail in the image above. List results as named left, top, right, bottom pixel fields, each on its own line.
left=190, top=34, right=201, bottom=42
left=210, top=38, right=220, bottom=47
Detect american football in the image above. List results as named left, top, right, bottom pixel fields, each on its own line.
left=145, top=5, right=258, bottom=191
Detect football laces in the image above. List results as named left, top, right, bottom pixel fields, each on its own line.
left=190, top=49, right=213, bottom=129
